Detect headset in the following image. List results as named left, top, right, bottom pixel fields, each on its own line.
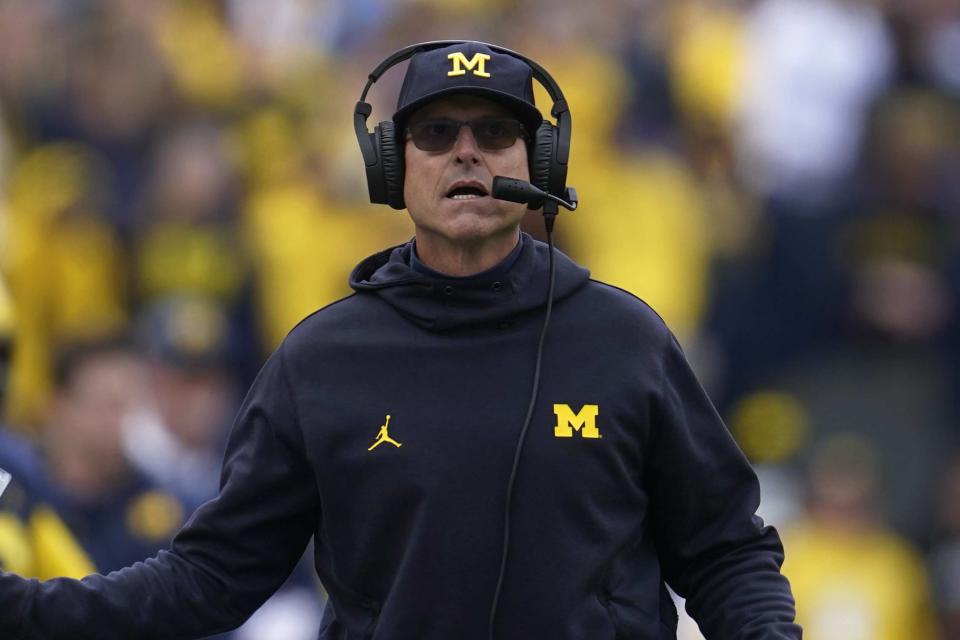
left=354, top=40, right=572, bottom=211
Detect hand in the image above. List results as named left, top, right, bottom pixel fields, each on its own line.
left=0, top=466, right=11, bottom=498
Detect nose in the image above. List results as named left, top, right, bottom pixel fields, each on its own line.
left=452, top=124, right=481, bottom=165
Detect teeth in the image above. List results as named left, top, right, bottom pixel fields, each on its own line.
left=450, top=194, right=482, bottom=200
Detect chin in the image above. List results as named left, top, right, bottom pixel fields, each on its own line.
left=443, top=220, right=504, bottom=244
left=434, top=216, right=517, bottom=246
left=408, top=199, right=525, bottom=245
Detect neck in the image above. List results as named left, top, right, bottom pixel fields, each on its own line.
left=414, top=228, right=520, bottom=276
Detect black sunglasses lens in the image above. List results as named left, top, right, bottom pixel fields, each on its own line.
left=409, top=119, right=524, bottom=151
left=409, top=121, right=459, bottom=151
left=473, top=119, right=522, bottom=149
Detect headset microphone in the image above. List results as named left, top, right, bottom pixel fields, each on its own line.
left=487, top=172, right=579, bottom=640
left=491, top=176, right=577, bottom=234
left=491, top=176, right=578, bottom=210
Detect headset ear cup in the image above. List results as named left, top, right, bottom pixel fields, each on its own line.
left=378, top=120, right=405, bottom=210
left=530, top=122, right=555, bottom=199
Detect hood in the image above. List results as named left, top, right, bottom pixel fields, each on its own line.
left=349, top=233, right=590, bottom=331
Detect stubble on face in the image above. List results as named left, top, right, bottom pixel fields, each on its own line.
left=402, top=95, right=530, bottom=275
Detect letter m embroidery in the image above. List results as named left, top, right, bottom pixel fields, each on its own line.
left=553, top=404, right=600, bottom=439
left=447, top=52, right=491, bottom=78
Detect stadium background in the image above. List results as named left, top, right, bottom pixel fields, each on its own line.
left=0, top=0, right=958, bottom=638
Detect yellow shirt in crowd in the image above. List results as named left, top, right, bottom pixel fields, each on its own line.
left=782, top=521, right=937, bottom=640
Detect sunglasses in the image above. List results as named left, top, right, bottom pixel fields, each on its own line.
left=406, top=117, right=528, bottom=152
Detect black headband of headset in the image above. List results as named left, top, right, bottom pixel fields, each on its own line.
left=353, top=40, right=571, bottom=177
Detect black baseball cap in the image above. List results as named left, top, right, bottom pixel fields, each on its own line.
left=137, top=296, right=231, bottom=370
left=393, top=42, right=543, bottom=135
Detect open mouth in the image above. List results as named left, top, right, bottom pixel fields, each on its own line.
left=445, top=184, right=489, bottom=200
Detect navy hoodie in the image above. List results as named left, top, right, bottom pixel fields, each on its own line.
left=0, top=233, right=801, bottom=639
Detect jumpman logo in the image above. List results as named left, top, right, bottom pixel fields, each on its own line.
left=368, top=414, right=402, bottom=451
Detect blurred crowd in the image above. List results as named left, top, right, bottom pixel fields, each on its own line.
left=0, top=0, right=958, bottom=638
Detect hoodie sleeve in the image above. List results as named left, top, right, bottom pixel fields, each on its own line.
left=0, top=343, right=320, bottom=640
left=647, top=332, right=802, bottom=639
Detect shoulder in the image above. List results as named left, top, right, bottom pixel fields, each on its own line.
left=290, top=293, right=368, bottom=330
left=273, top=292, right=394, bottom=375
left=280, top=293, right=377, bottom=347
left=582, top=279, right=667, bottom=319
left=571, top=278, right=671, bottom=339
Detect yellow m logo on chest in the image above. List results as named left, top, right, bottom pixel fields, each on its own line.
left=447, top=52, right=491, bottom=78
left=553, top=404, right=601, bottom=439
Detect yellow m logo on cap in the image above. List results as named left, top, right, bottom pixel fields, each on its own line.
left=554, top=404, right=601, bottom=439
left=448, top=52, right=491, bottom=78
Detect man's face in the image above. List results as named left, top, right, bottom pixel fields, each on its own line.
left=402, top=95, right=530, bottom=248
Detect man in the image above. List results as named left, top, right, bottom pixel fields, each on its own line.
left=1, top=42, right=801, bottom=639
left=0, top=409, right=99, bottom=586
left=0, top=275, right=96, bottom=583
left=124, top=296, right=239, bottom=512
left=40, top=338, right=188, bottom=573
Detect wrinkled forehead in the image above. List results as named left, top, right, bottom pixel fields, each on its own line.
left=405, top=94, right=517, bottom=126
